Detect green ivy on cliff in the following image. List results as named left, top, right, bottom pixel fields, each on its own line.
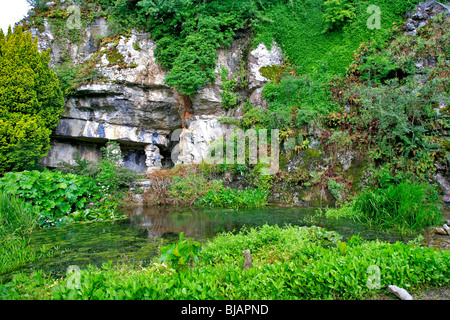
left=254, top=0, right=421, bottom=77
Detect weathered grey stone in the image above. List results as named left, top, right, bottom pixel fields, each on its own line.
left=405, top=1, right=450, bottom=34
left=29, top=15, right=284, bottom=172
left=174, top=115, right=229, bottom=165
left=129, top=179, right=153, bottom=191
left=242, top=250, right=253, bottom=271
left=443, top=224, right=450, bottom=235
left=40, top=140, right=102, bottom=168
left=387, top=285, right=413, bottom=300
left=406, top=19, right=418, bottom=31
left=413, top=9, right=430, bottom=20
left=434, top=172, right=450, bottom=197
left=337, top=151, right=354, bottom=171
left=247, top=42, right=283, bottom=89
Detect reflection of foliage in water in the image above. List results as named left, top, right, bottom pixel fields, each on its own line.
left=14, top=206, right=416, bottom=280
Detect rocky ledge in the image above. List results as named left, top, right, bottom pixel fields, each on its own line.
left=33, top=17, right=283, bottom=173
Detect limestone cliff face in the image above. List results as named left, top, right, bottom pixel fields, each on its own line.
left=32, top=17, right=283, bottom=172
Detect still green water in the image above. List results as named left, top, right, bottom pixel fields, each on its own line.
left=15, top=206, right=412, bottom=278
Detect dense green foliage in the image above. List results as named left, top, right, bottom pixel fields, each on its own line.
left=341, top=14, right=450, bottom=175
left=107, top=0, right=263, bottom=95
left=0, top=191, right=55, bottom=274
left=144, top=165, right=267, bottom=209
left=4, top=0, right=447, bottom=301
left=0, top=27, right=64, bottom=173
left=0, top=142, right=139, bottom=227
left=159, top=232, right=201, bottom=270
left=354, top=181, right=442, bottom=232
left=323, top=166, right=444, bottom=233
left=2, top=225, right=448, bottom=300
left=58, top=142, right=142, bottom=193
left=262, top=73, right=340, bottom=129
left=197, top=186, right=269, bottom=209
left=0, top=170, right=122, bottom=227
left=39, top=0, right=415, bottom=96
left=0, top=142, right=140, bottom=273
left=255, top=0, right=420, bottom=76
left=144, top=166, right=223, bottom=206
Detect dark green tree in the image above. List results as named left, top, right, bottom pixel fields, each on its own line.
left=0, top=26, right=64, bottom=173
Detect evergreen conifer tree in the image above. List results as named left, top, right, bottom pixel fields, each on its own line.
left=0, top=26, right=64, bottom=173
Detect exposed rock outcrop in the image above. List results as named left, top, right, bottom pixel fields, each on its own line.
left=30, top=17, right=283, bottom=172
left=405, top=0, right=450, bottom=35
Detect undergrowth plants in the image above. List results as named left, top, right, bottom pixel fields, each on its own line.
left=0, top=170, right=121, bottom=227
left=0, top=191, right=56, bottom=274
left=353, top=180, right=442, bottom=232
left=323, top=166, right=444, bottom=234
left=144, top=164, right=269, bottom=209
left=196, top=187, right=269, bottom=210
left=2, top=224, right=449, bottom=300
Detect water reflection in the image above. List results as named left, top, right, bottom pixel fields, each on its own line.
left=3, top=205, right=426, bottom=280
left=128, top=206, right=321, bottom=241
left=127, top=205, right=414, bottom=243
left=129, top=206, right=220, bottom=240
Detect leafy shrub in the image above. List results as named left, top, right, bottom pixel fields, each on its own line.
left=327, top=179, right=344, bottom=202
left=53, top=61, right=103, bottom=96
left=219, top=67, right=240, bottom=110
left=254, top=0, right=420, bottom=77
left=348, top=77, right=442, bottom=174
left=262, top=75, right=339, bottom=129
left=159, top=232, right=201, bottom=270
left=107, top=0, right=260, bottom=95
left=167, top=175, right=223, bottom=206
left=323, top=0, right=356, bottom=31
left=284, top=137, right=297, bottom=153
left=57, top=141, right=142, bottom=192
left=240, top=107, right=268, bottom=130
left=144, top=165, right=224, bottom=206
left=0, top=170, right=121, bottom=226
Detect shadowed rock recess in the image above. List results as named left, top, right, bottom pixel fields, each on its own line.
left=32, top=16, right=283, bottom=173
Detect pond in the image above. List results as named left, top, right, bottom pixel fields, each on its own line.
left=8, top=205, right=417, bottom=280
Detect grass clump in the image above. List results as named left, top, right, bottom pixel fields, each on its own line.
left=0, top=191, right=42, bottom=274
left=196, top=186, right=269, bottom=210
left=353, top=181, right=442, bottom=232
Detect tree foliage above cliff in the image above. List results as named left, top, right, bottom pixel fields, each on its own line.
left=0, top=27, right=64, bottom=173
left=25, top=0, right=421, bottom=96
left=104, top=0, right=422, bottom=95
left=107, top=0, right=274, bottom=95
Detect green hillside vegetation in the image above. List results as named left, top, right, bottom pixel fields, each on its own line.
left=18, top=0, right=449, bottom=222
left=0, top=0, right=448, bottom=301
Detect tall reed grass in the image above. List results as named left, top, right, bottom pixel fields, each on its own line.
left=0, top=191, right=40, bottom=274
left=353, top=181, right=442, bottom=232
